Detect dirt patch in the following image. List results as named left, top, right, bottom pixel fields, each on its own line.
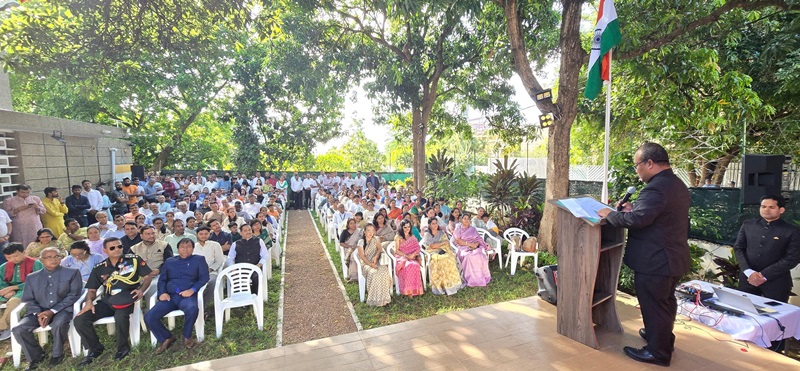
left=281, top=210, right=357, bottom=344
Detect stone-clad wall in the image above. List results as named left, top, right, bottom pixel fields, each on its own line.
left=0, top=109, right=132, bottom=199
left=13, top=132, right=132, bottom=194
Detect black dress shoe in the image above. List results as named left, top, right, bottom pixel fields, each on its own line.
left=623, top=346, right=670, bottom=367
left=24, top=357, right=44, bottom=371
left=639, top=328, right=647, bottom=340
left=49, top=355, right=65, bottom=366
left=78, top=349, right=104, bottom=366
left=114, top=347, right=130, bottom=361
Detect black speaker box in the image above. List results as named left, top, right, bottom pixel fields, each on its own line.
left=741, top=155, right=784, bottom=205
left=131, top=165, right=146, bottom=180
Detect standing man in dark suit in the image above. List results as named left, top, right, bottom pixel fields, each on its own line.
left=733, top=194, right=800, bottom=303
left=12, top=247, right=82, bottom=369
left=598, top=142, right=690, bottom=367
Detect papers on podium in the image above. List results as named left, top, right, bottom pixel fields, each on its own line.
left=553, top=196, right=613, bottom=224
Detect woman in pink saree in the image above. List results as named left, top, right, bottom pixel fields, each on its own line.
left=452, top=214, right=492, bottom=287
left=393, top=219, right=424, bottom=296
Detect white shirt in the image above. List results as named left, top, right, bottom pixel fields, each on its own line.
left=225, top=238, right=268, bottom=267
left=290, top=177, right=304, bottom=192
left=203, top=181, right=218, bottom=191
left=363, top=209, right=377, bottom=224
left=82, top=189, right=104, bottom=211
left=0, top=209, right=10, bottom=238
left=243, top=202, right=261, bottom=217
left=333, top=211, right=352, bottom=229
left=174, top=211, right=192, bottom=223
left=187, top=183, right=203, bottom=194
left=354, top=175, right=366, bottom=190
left=302, top=178, right=313, bottom=190
left=89, top=221, right=117, bottom=239
left=194, top=240, right=225, bottom=273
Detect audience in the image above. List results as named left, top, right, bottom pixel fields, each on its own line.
left=422, top=218, right=463, bottom=295
left=393, top=220, right=424, bottom=297
left=225, top=224, right=268, bottom=294
left=12, top=246, right=81, bottom=368
left=0, top=243, right=44, bottom=341
left=453, top=214, right=492, bottom=287
left=339, top=218, right=363, bottom=282
left=25, top=229, right=60, bottom=259
left=145, top=238, right=209, bottom=354
left=356, top=224, right=392, bottom=307
left=60, top=240, right=105, bottom=282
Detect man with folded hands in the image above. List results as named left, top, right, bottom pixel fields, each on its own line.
left=144, top=238, right=209, bottom=353
left=12, top=247, right=82, bottom=370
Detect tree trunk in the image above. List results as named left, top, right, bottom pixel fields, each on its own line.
left=537, top=0, right=584, bottom=254
left=149, top=109, right=202, bottom=172
left=411, top=105, right=426, bottom=190
left=712, top=146, right=740, bottom=185
left=687, top=165, right=698, bottom=187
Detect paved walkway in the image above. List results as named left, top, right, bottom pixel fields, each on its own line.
left=169, top=292, right=796, bottom=370
left=280, top=210, right=357, bottom=344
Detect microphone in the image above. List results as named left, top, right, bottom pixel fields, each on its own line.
left=617, top=186, right=636, bottom=211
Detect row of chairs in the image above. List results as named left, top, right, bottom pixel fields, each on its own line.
left=8, top=263, right=265, bottom=368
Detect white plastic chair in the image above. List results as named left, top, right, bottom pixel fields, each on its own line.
left=214, top=263, right=263, bottom=338
left=385, top=242, right=427, bottom=295
left=503, top=228, right=538, bottom=275
left=69, top=287, right=143, bottom=356
left=148, top=282, right=209, bottom=345
left=10, top=302, right=80, bottom=367
left=352, top=246, right=391, bottom=302
left=326, top=209, right=337, bottom=243
left=476, top=228, right=503, bottom=269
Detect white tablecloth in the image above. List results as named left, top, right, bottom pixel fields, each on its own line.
left=677, top=280, right=800, bottom=347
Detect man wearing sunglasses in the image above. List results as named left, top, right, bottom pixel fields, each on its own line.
left=74, top=237, right=153, bottom=365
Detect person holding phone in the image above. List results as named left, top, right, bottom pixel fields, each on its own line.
left=1, top=185, right=45, bottom=247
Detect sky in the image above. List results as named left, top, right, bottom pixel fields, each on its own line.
left=312, top=67, right=559, bottom=154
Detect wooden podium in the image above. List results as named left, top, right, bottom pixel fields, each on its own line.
left=549, top=196, right=626, bottom=349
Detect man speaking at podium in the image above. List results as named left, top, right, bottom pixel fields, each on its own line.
left=598, top=142, right=690, bottom=367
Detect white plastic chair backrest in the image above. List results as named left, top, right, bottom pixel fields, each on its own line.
left=220, top=263, right=259, bottom=297
left=503, top=228, right=529, bottom=249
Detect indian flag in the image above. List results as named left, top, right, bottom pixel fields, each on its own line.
left=584, top=0, right=621, bottom=100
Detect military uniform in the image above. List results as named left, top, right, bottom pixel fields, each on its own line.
left=74, top=254, right=152, bottom=354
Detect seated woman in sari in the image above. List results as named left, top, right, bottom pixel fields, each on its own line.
left=393, top=219, right=424, bottom=297
left=339, top=218, right=363, bottom=282
left=373, top=213, right=395, bottom=248
left=452, top=214, right=492, bottom=287
left=421, top=218, right=463, bottom=295
left=356, top=224, right=392, bottom=306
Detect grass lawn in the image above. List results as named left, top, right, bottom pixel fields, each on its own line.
left=311, top=210, right=541, bottom=330
left=6, top=262, right=282, bottom=371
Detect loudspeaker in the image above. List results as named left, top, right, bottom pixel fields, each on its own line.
left=131, top=165, right=145, bottom=180
left=741, top=155, right=784, bottom=205
left=535, top=265, right=558, bottom=305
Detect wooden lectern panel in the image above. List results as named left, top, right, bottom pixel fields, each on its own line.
left=552, top=200, right=625, bottom=349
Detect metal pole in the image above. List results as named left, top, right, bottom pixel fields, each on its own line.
left=601, top=50, right=613, bottom=203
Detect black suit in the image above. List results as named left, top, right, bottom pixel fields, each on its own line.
left=605, top=168, right=690, bottom=362
left=734, top=218, right=800, bottom=302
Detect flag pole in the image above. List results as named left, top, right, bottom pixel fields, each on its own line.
left=601, top=49, right=612, bottom=204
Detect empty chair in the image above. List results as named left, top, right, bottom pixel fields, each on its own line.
left=214, top=263, right=264, bottom=338
left=503, top=228, right=538, bottom=275
left=476, top=228, right=503, bottom=269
